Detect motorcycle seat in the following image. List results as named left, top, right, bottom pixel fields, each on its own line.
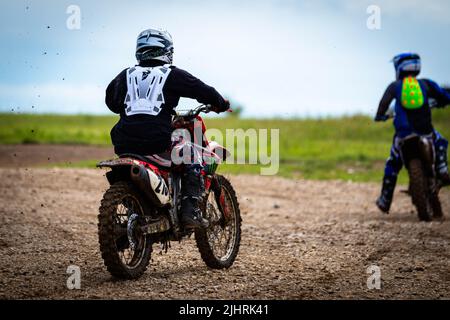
left=119, top=153, right=172, bottom=169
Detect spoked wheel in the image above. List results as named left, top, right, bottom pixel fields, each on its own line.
left=98, top=181, right=152, bottom=279
left=195, top=175, right=241, bottom=269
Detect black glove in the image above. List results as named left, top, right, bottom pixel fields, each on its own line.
left=212, top=99, right=230, bottom=114
left=374, top=114, right=389, bottom=122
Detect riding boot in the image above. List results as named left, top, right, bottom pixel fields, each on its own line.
left=436, top=144, right=450, bottom=186
left=180, top=166, right=209, bottom=229
left=376, top=175, right=397, bottom=213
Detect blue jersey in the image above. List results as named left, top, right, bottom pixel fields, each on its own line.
left=376, top=78, right=450, bottom=138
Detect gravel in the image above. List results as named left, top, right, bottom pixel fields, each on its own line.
left=0, top=168, right=449, bottom=299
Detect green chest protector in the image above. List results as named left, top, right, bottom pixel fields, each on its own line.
left=401, top=76, right=424, bottom=109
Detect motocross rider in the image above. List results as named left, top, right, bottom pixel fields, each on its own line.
left=375, top=53, right=450, bottom=213
left=105, top=28, right=230, bottom=229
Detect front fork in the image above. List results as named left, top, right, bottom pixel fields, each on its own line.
left=168, top=174, right=182, bottom=234
left=209, top=175, right=231, bottom=223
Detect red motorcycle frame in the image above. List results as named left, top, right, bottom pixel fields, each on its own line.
left=97, top=104, right=241, bottom=279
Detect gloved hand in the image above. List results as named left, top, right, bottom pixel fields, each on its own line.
left=211, top=99, right=230, bottom=114
left=374, top=114, right=389, bottom=122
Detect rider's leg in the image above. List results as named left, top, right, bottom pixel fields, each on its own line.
left=180, top=164, right=209, bottom=229
left=434, top=130, right=450, bottom=185
left=376, top=136, right=403, bottom=213
left=173, top=140, right=208, bottom=229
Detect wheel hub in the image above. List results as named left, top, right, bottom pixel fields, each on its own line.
left=127, top=213, right=140, bottom=250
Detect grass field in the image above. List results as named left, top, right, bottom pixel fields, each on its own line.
left=1, top=110, right=449, bottom=183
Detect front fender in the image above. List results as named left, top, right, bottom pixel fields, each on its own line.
left=207, top=141, right=231, bottom=161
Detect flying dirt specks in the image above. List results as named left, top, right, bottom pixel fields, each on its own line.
left=0, top=169, right=448, bottom=299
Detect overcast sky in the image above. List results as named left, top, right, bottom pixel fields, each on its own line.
left=1, top=0, right=450, bottom=117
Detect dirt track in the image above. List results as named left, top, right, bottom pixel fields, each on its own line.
left=0, top=166, right=449, bottom=300
left=0, top=144, right=114, bottom=167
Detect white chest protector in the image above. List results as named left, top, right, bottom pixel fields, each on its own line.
left=124, top=65, right=172, bottom=116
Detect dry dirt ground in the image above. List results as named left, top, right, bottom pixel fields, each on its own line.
left=0, top=146, right=449, bottom=299
left=0, top=144, right=114, bottom=168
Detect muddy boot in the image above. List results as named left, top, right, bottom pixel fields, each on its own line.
left=180, top=167, right=209, bottom=229
left=439, top=172, right=450, bottom=187
left=436, top=145, right=450, bottom=186
left=376, top=176, right=397, bottom=213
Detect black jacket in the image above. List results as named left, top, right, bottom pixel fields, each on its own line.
left=106, top=60, right=228, bottom=155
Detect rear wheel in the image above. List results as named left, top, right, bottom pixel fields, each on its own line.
left=195, top=175, right=241, bottom=269
left=408, top=159, right=432, bottom=222
left=98, top=181, right=152, bottom=279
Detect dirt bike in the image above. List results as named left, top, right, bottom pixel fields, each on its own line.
left=384, top=105, right=444, bottom=221
left=398, top=133, right=443, bottom=221
left=96, top=104, right=241, bottom=279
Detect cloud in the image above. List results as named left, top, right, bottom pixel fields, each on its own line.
left=1, top=0, right=449, bottom=117
left=343, top=0, right=450, bottom=24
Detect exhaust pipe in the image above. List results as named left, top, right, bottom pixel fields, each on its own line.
left=130, top=164, right=170, bottom=207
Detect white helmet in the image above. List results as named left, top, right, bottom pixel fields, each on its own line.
left=135, top=28, right=174, bottom=64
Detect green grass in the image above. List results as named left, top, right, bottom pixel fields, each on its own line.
left=0, top=114, right=114, bottom=145
left=1, top=110, right=449, bottom=183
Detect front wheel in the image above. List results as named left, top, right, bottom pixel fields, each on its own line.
left=98, top=181, right=152, bottom=279
left=431, top=192, right=443, bottom=220
left=195, top=175, right=242, bottom=269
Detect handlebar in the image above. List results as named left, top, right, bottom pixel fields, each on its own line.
left=175, top=104, right=213, bottom=118
left=377, top=101, right=441, bottom=122
left=189, top=104, right=213, bottom=116
left=176, top=103, right=232, bottom=118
